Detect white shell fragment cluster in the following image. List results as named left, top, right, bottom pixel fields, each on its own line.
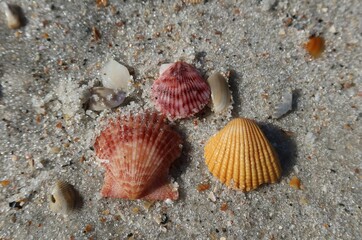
left=88, top=59, right=131, bottom=111
left=273, top=88, right=293, bottom=119
left=49, top=180, right=77, bottom=215
left=207, top=72, right=232, bottom=114
left=88, top=87, right=126, bottom=111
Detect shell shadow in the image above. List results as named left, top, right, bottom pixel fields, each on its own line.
left=169, top=126, right=192, bottom=201
left=227, top=69, right=243, bottom=118
left=258, top=122, right=298, bottom=178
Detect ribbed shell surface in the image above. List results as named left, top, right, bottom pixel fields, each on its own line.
left=151, top=61, right=211, bottom=120
left=94, top=112, right=182, bottom=200
left=204, top=118, right=281, bottom=191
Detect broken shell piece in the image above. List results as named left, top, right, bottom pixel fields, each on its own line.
left=3, top=3, right=23, bottom=29
left=272, top=88, right=293, bottom=119
left=207, top=72, right=232, bottom=114
left=101, top=59, right=131, bottom=91
left=88, top=87, right=126, bottom=111
left=49, top=180, right=77, bottom=215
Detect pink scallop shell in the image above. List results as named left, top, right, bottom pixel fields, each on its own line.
left=151, top=61, right=211, bottom=120
left=94, top=112, right=182, bottom=200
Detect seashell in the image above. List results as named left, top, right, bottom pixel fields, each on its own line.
left=151, top=61, right=211, bottom=120
left=94, top=111, right=182, bottom=200
left=3, top=3, right=23, bottom=29
left=101, top=59, right=131, bottom=91
left=207, top=72, right=232, bottom=114
left=304, top=36, right=325, bottom=58
left=272, top=88, right=293, bottom=119
left=204, top=118, right=281, bottom=191
left=49, top=180, right=76, bottom=214
left=88, top=87, right=126, bottom=111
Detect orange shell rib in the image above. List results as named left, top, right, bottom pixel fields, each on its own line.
left=94, top=112, right=182, bottom=200
left=204, top=118, right=281, bottom=191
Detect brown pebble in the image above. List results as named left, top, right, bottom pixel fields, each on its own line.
left=197, top=183, right=210, bottom=192
left=0, top=180, right=10, bottom=187
left=96, top=0, right=108, bottom=8
left=92, top=27, right=101, bottom=41
left=55, top=122, right=62, bottom=129
left=289, top=176, right=301, bottom=190
left=220, top=203, right=228, bottom=211
left=84, top=224, right=93, bottom=233
left=304, top=36, right=325, bottom=58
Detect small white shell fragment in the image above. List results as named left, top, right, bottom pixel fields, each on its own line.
left=101, top=59, right=131, bottom=91
left=159, top=63, right=173, bottom=76
left=207, top=72, right=232, bottom=114
left=88, top=87, right=126, bottom=111
left=3, top=3, right=22, bottom=29
left=49, top=180, right=76, bottom=215
left=273, top=88, right=293, bottom=119
left=208, top=191, right=216, bottom=202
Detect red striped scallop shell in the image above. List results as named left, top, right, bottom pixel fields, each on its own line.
left=151, top=61, right=211, bottom=120
left=94, top=111, right=182, bottom=200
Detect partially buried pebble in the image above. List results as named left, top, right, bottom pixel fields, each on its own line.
left=88, top=87, right=126, bottom=111
left=49, top=180, right=77, bottom=215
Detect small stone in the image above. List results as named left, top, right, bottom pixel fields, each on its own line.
left=208, top=191, right=217, bottom=202
left=329, top=25, right=336, bottom=33
left=50, top=146, right=61, bottom=154
left=84, top=224, right=93, bottom=233
left=278, top=28, right=286, bottom=36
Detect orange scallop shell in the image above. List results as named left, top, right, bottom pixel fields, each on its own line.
left=204, top=118, right=281, bottom=191
left=94, top=112, right=182, bottom=200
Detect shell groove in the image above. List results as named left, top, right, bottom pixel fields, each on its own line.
left=94, top=111, right=182, bottom=200
left=207, top=72, right=232, bottom=114
left=204, top=118, right=281, bottom=191
left=151, top=61, right=211, bottom=120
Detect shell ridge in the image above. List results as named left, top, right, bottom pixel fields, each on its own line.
left=249, top=120, right=266, bottom=187
left=246, top=119, right=260, bottom=190
left=253, top=123, right=278, bottom=183
left=212, top=123, right=234, bottom=183
left=133, top=112, right=156, bottom=196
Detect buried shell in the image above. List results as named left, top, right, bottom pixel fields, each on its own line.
left=94, top=111, right=182, bottom=200
left=207, top=72, right=232, bottom=114
left=88, top=87, right=126, bottom=111
left=3, top=3, right=24, bottom=29
left=49, top=180, right=77, bottom=215
left=101, top=59, right=131, bottom=91
left=204, top=118, right=281, bottom=191
left=152, top=61, right=211, bottom=120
